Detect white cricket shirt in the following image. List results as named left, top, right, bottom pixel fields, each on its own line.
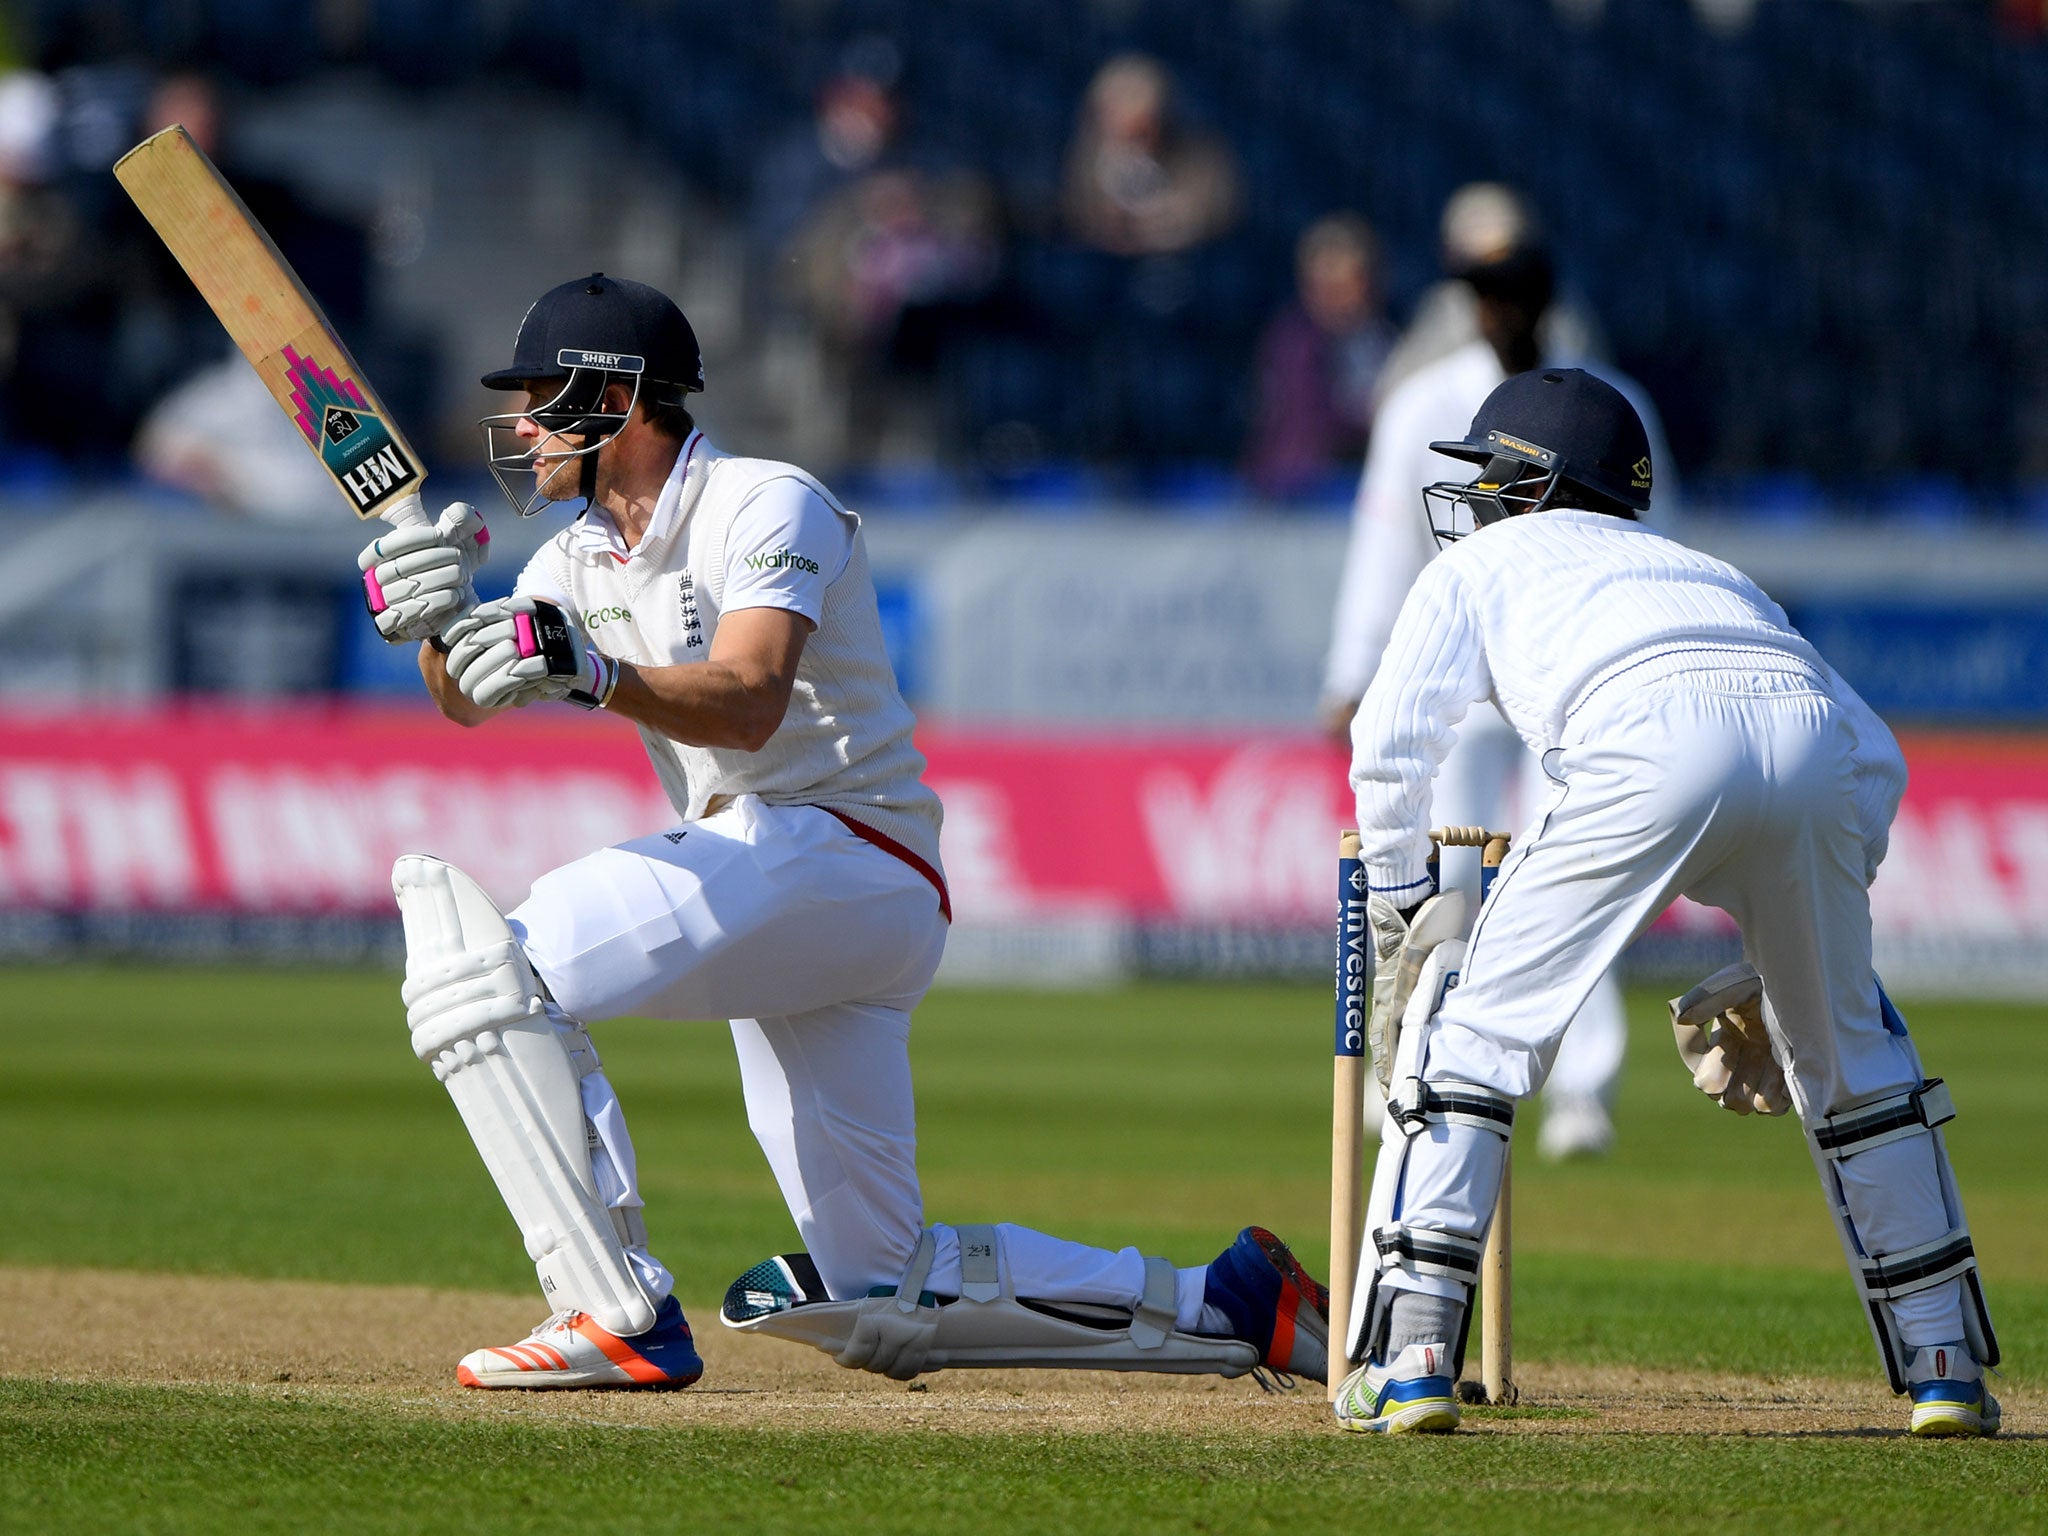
left=1348, top=508, right=1906, bottom=895
left=515, top=431, right=945, bottom=882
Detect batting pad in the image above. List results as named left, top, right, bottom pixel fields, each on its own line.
left=720, top=1227, right=1260, bottom=1380
left=394, top=854, right=658, bottom=1338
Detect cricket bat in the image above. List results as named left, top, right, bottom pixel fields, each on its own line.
left=113, top=125, right=430, bottom=530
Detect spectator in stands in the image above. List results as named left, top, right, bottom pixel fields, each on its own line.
left=0, top=69, right=62, bottom=270
left=1061, top=54, right=1239, bottom=258
left=0, top=60, right=160, bottom=466
left=1242, top=213, right=1395, bottom=500
left=1373, top=183, right=1607, bottom=406
left=146, top=74, right=371, bottom=333
left=790, top=163, right=1002, bottom=468
left=749, top=38, right=906, bottom=316
left=1057, top=54, right=1243, bottom=466
left=0, top=70, right=69, bottom=434
left=752, top=37, right=1005, bottom=469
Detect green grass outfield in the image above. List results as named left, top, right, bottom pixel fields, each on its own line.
left=2, top=967, right=2042, bottom=1533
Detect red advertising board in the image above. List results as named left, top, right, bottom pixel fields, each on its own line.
left=0, top=707, right=671, bottom=915
left=1, top=709, right=2045, bottom=961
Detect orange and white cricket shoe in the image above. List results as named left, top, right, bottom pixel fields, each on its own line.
left=456, top=1295, right=704, bottom=1390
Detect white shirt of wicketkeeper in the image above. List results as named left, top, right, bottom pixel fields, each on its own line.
left=424, top=374, right=810, bottom=750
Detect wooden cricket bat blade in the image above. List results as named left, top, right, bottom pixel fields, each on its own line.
left=114, top=125, right=427, bottom=526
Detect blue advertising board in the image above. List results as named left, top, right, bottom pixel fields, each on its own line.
left=1786, top=600, right=2048, bottom=722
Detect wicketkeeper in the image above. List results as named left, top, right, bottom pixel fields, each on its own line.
left=355, top=273, right=1328, bottom=1390
left=1334, top=367, right=1998, bottom=1436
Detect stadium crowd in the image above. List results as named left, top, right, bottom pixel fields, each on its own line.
left=0, top=0, right=2044, bottom=515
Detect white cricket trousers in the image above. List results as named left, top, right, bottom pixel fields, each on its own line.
left=509, top=797, right=1210, bottom=1326
left=1393, top=662, right=1964, bottom=1344
left=1429, top=705, right=1626, bottom=1105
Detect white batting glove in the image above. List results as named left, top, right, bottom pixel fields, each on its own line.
left=358, top=501, right=490, bottom=644
left=442, top=595, right=620, bottom=711
left=1669, top=962, right=1792, bottom=1117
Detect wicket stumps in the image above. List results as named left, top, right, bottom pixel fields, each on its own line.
left=1328, top=830, right=1368, bottom=1403
left=1328, top=826, right=1516, bottom=1406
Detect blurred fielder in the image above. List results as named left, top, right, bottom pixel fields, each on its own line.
left=357, top=274, right=1328, bottom=1390
left=1333, top=367, right=1998, bottom=1438
left=1322, top=194, right=1672, bottom=1160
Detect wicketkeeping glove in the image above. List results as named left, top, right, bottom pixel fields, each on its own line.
left=358, top=501, right=490, bottom=644
left=442, top=595, right=621, bottom=711
left=1669, top=961, right=1792, bottom=1116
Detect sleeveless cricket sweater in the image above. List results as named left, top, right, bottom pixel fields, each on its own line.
left=517, top=434, right=945, bottom=884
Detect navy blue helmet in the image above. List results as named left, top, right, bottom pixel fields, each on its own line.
left=1422, top=368, right=1652, bottom=545
left=478, top=274, right=704, bottom=516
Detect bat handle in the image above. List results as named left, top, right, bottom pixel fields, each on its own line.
left=379, top=491, right=430, bottom=531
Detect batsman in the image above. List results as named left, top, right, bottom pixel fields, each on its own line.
left=357, top=273, right=1328, bottom=1391
left=1334, top=367, right=1998, bottom=1436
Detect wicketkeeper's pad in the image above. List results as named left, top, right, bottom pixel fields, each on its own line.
left=1807, top=1060, right=1998, bottom=1393
left=1346, top=936, right=1513, bottom=1372
left=720, top=1225, right=1260, bottom=1380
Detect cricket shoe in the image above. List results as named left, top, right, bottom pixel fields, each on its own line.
left=456, top=1295, right=703, bottom=1390
left=1333, top=1342, right=1461, bottom=1434
left=721, top=1252, right=831, bottom=1323
left=1905, top=1342, right=2001, bottom=1438
left=1201, top=1227, right=1330, bottom=1384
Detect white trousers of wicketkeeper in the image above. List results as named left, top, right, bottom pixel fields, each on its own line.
left=1383, top=660, right=1966, bottom=1347
left=1426, top=704, right=1626, bottom=1106
left=508, top=794, right=1212, bottom=1325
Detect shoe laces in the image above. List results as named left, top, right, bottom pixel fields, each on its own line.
left=528, top=1309, right=583, bottom=1339
left=1249, top=1367, right=1298, bottom=1394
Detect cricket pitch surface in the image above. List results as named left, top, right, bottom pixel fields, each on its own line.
left=3, top=1266, right=2028, bottom=1439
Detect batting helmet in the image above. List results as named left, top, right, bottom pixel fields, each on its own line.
left=478, top=273, right=704, bottom=516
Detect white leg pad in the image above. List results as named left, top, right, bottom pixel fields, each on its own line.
left=719, top=1226, right=1260, bottom=1380
left=394, top=854, right=657, bottom=1337
left=1346, top=939, right=1514, bottom=1370
left=1806, top=1073, right=1997, bottom=1392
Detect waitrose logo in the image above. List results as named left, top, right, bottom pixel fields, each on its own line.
left=744, top=547, right=820, bottom=575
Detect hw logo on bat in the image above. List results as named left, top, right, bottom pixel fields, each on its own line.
left=283, top=345, right=421, bottom=515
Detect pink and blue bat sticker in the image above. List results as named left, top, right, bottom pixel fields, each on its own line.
left=282, top=345, right=420, bottom=516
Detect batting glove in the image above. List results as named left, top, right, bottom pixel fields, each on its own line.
left=359, top=501, right=490, bottom=644
left=443, top=595, right=620, bottom=711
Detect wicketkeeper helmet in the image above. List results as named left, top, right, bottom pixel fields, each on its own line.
left=1421, top=368, right=1652, bottom=546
